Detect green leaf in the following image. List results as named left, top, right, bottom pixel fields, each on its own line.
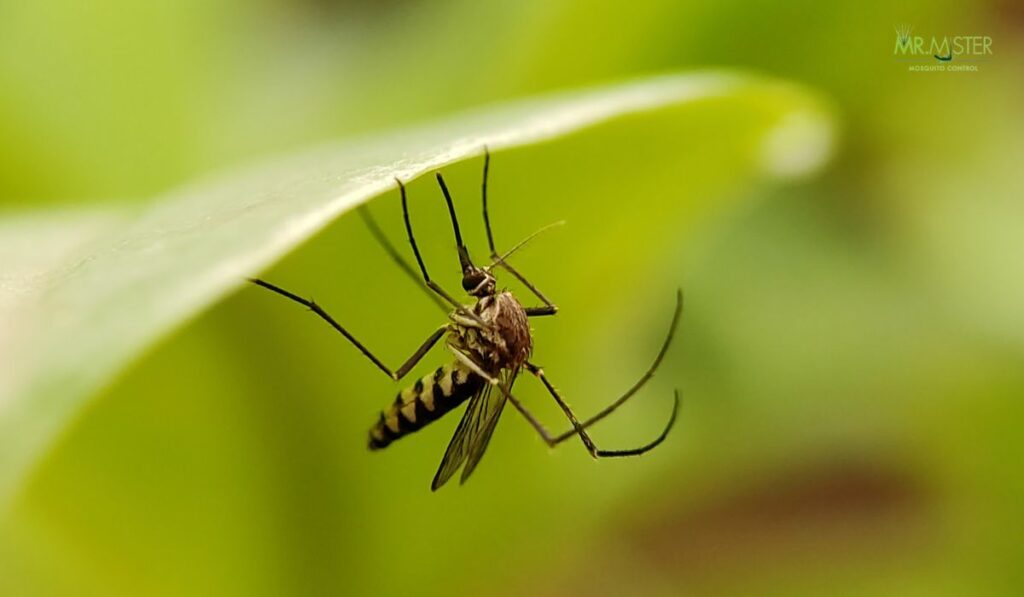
left=0, top=71, right=833, bottom=512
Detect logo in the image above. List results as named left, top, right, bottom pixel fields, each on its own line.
left=893, top=24, right=993, bottom=72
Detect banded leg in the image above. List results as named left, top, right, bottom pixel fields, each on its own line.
left=364, top=182, right=557, bottom=317
left=358, top=205, right=448, bottom=314
left=500, top=261, right=558, bottom=317
left=523, top=363, right=679, bottom=456
left=550, top=288, right=683, bottom=442
left=446, top=346, right=678, bottom=458
left=480, top=147, right=558, bottom=317
left=398, top=178, right=486, bottom=327
left=249, top=277, right=446, bottom=380
left=510, top=288, right=682, bottom=451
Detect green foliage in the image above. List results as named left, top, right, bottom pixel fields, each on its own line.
left=2, top=0, right=1023, bottom=595
left=0, top=73, right=833, bottom=595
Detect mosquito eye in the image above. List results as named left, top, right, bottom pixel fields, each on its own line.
left=462, top=272, right=484, bottom=292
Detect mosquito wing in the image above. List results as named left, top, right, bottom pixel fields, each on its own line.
left=431, top=370, right=516, bottom=491
left=460, top=371, right=517, bottom=484
left=431, top=384, right=492, bottom=490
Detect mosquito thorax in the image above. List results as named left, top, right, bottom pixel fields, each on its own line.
left=460, top=290, right=532, bottom=373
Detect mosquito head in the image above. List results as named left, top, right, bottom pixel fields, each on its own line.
left=461, top=260, right=496, bottom=297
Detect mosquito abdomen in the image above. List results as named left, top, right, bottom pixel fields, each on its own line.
left=368, top=362, right=484, bottom=450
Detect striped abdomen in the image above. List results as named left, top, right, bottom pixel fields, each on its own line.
left=368, top=362, right=484, bottom=450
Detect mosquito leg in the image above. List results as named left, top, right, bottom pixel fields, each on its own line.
left=397, top=178, right=485, bottom=326
left=501, top=389, right=559, bottom=445
left=549, top=288, right=683, bottom=442
left=449, top=311, right=487, bottom=330
left=493, top=362, right=678, bottom=457
left=494, top=259, right=558, bottom=316
left=525, top=362, right=680, bottom=457
left=447, top=345, right=496, bottom=381
left=446, top=347, right=562, bottom=446
left=478, top=148, right=558, bottom=316
left=358, top=204, right=448, bottom=314
left=446, top=344, right=677, bottom=457
left=393, top=327, right=449, bottom=379
left=434, top=170, right=492, bottom=299
left=249, top=277, right=447, bottom=380
left=481, top=147, right=496, bottom=254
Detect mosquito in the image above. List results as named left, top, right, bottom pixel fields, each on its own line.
left=249, top=150, right=683, bottom=490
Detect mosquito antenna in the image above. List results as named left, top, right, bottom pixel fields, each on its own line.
left=435, top=172, right=474, bottom=272
left=486, top=220, right=565, bottom=271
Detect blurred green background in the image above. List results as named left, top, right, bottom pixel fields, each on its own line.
left=2, top=1, right=1023, bottom=595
